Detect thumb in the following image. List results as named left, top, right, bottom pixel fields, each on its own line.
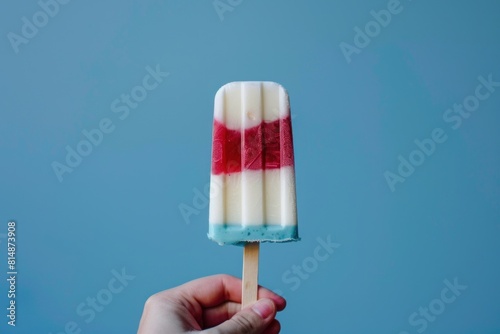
left=206, top=298, right=277, bottom=334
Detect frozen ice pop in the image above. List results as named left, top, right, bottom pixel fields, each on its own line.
left=208, top=81, right=299, bottom=245
left=208, top=81, right=299, bottom=308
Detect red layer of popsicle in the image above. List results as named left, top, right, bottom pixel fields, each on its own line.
left=211, top=115, right=294, bottom=175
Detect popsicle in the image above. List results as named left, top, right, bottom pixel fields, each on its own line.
left=208, top=81, right=299, bottom=307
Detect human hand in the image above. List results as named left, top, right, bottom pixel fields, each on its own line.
left=137, top=274, right=286, bottom=334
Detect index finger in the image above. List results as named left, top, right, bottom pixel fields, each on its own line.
left=173, top=274, right=286, bottom=310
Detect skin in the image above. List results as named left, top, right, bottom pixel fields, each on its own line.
left=137, top=274, right=286, bottom=334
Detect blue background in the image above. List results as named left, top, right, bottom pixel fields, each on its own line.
left=1, top=0, right=499, bottom=333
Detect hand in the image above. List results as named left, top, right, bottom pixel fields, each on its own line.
left=137, top=274, right=286, bottom=334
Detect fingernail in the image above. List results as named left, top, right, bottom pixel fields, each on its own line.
left=252, top=299, right=274, bottom=319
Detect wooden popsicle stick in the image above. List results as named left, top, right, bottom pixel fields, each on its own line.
left=242, top=242, right=260, bottom=308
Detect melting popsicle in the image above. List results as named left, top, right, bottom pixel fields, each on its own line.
left=208, top=81, right=299, bottom=307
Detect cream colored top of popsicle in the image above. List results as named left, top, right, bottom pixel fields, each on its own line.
left=214, top=82, right=290, bottom=130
